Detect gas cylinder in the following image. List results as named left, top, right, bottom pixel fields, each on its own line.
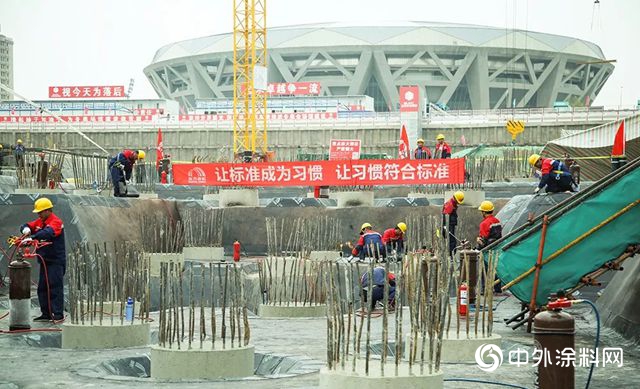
left=532, top=302, right=575, bottom=389
left=458, top=283, right=468, bottom=316
left=233, top=240, right=241, bottom=262
left=9, top=259, right=32, bottom=331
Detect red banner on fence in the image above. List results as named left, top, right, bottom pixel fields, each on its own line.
left=0, top=115, right=155, bottom=123
left=48, top=85, right=126, bottom=98
left=178, top=112, right=338, bottom=121
left=173, top=158, right=465, bottom=187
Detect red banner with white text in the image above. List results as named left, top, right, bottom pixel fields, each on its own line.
left=0, top=115, right=155, bottom=123
left=49, top=85, right=126, bottom=98
left=173, top=158, right=465, bottom=187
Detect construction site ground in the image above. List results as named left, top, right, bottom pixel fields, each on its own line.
left=1, top=278, right=638, bottom=389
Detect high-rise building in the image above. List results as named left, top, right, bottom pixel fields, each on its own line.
left=0, top=32, right=14, bottom=100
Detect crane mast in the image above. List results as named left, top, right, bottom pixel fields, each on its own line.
left=233, top=0, right=268, bottom=162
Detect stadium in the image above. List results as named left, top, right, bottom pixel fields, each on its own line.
left=144, top=21, right=613, bottom=112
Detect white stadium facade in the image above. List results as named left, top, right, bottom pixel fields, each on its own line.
left=144, top=21, right=613, bottom=112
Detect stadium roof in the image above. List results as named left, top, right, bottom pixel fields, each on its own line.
left=151, top=21, right=606, bottom=64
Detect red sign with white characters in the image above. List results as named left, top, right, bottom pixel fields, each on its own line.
left=241, top=81, right=321, bottom=96
left=173, top=158, right=465, bottom=187
left=399, top=86, right=419, bottom=112
left=329, top=139, right=361, bottom=160
left=178, top=112, right=338, bottom=121
left=48, top=86, right=126, bottom=98
left=0, top=115, right=154, bottom=123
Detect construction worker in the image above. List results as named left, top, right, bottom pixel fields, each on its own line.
left=0, top=144, right=4, bottom=174
left=20, top=198, right=66, bottom=322
left=108, top=149, right=145, bottom=197
left=414, top=139, right=432, bottom=159
left=360, top=265, right=396, bottom=310
left=14, top=139, right=25, bottom=168
left=351, top=223, right=385, bottom=262
left=434, top=134, right=452, bottom=159
left=476, top=201, right=502, bottom=249
left=382, top=222, right=407, bottom=260
left=528, top=154, right=574, bottom=194
left=442, top=191, right=464, bottom=255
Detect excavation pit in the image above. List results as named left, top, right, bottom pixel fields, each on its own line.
left=72, top=351, right=324, bottom=382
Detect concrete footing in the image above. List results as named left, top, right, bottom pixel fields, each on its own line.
left=219, top=189, right=259, bottom=207
left=319, top=363, right=443, bottom=389
left=183, top=246, right=224, bottom=261
left=61, top=322, right=150, bottom=349
left=332, top=191, right=374, bottom=208
left=147, top=252, right=184, bottom=276
left=308, top=251, right=339, bottom=261
left=444, top=190, right=486, bottom=207
left=258, top=303, right=327, bottom=318
left=404, top=332, right=502, bottom=363
left=80, top=300, right=141, bottom=316
left=151, top=343, right=255, bottom=380
left=14, top=188, right=63, bottom=194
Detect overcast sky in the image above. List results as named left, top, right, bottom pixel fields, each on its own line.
left=1, top=0, right=638, bottom=107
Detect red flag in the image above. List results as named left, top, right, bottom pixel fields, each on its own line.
left=611, top=120, right=625, bottom=157
left=399, top=124, right=410, bottom=159
left=156, top=128, right=164, bottom=168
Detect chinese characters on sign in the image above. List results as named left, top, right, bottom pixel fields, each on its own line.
left=0, top=115, right=155, bottom=123
left=178, top=112, right=338, bottom=121
left=173, top=158, right=465, bottom=187
left=48, top=86, right=126, bottom=99
left=240, top=81, right=322, bottom=96
left=329, top=139, right=361, bottom=160
left=399, top=85, right=419, bottom=112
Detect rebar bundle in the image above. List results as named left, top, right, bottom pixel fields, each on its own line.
left=265, top=216, right=341, bottom=257
left=158, top=262, right=250, bottom=350
left=139, top=214, right=185, bottom=253
left=183, top=208, right=225, bottom=247
left=258, top=256, right=328, bottom=307
left=67, top=241, right=151, bottom=325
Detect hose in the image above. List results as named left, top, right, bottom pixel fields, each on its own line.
left=574, top=299, right=600, bottom=389
left=443, top=378, right=527, bottom=389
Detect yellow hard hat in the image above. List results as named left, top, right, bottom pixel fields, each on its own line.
left=397, top=222, right=407, bottom=233
left=528, top=154, right=541, bottom=166
left=416, top=138, right=425, bottom=144
left=360, top=222, right=372, bottom=231
left=453, top=191, right=464, bottom=204
left=436, top=134, right=445, bottom=140
left=17, top=139, right=23, bottom=144
left=33, top=197, right=53, bottom=213
left=0, top=144, right=3, bottom=149
left=137, top=150, right=146, bottom=160
left=478, top=201, right=495, bottom=212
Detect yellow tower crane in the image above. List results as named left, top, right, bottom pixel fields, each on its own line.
left=233, top=0, right=269, bottom=162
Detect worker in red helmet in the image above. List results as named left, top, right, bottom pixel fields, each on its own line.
left=20, top=198, right=66, bottom=322
left=442, top=191, right=464, bottom=255
left=434, top=134, right=452, bottom=159
left=382, top=222, right=407, bottom=260
left=108, top=149, right=145, bottom=197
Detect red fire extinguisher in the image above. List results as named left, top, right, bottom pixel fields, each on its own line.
left=458, top=283, right=468, bottom=316
left=160, top=170, right=168, bottom=184
left=233, top=240, right=241, bottom=262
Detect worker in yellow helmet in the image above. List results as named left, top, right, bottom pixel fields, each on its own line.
left=108, top=149, right=145, bottom=197
left=382, top=222, right=407, bottom=261
left=434, top=134, right=452, bottom=159
left=0, top=143, right=4, bottom=174
left=20, top=197, right=66, bottom=322
left=528, top=154, right=574, bottom=194
left=442, top=191, right=464, bottom=255
left=414, top=138, right=432, bottom=159
left=476, top=201, right=502, bottom=249
left=14, top=139, right=26, bottom=168
left=349, top=223, right=385, bottom=262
